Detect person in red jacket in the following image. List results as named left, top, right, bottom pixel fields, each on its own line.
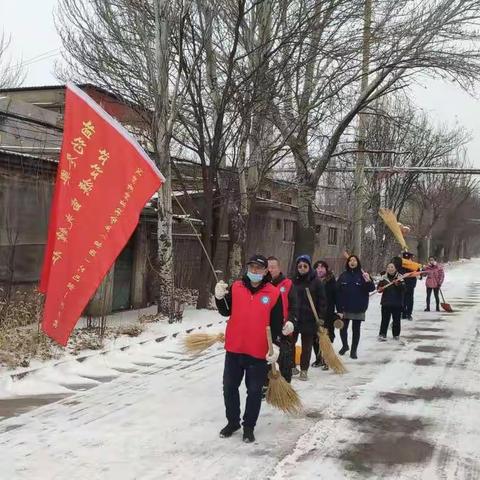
left=215, top=254, right=284, bottom=444
left=422, top=256, right=445, bottom=311
left=267, top=256, right=296, bottom=383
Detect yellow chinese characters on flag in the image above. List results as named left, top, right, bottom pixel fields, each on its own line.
left=39, top=83, right=164, bottom=346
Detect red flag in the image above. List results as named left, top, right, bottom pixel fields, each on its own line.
left=39, top=83, right=164, bottom=345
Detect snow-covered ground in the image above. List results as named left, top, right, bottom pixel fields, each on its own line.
left=1, top=259, right=480, bottom=479
left=0, top=306, right=224, bottom=379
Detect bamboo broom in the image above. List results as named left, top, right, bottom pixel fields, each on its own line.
left=183, top=331, right=225, bottom=354
left=174, top=195, right=234, bottom=355
left=305, top=288, right=347, bottom=374
left=370, top=271, right=423, bottom=297
left=378, top=208, right=408, bottom=250
left=266, top=326, right=302, bottom=414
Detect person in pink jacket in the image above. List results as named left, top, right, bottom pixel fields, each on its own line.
left=422, top=256, right=445, bottom=312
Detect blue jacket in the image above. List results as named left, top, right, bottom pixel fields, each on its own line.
left=336, top=269, right=375, bottom=314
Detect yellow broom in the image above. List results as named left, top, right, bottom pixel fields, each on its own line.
left=183, top=332, right=225, bottom=354
left=266, top=326, right=302, bottom=414
left=306, top=288, right=347, bottom=374
left=378, top=208, right=408, bottom=250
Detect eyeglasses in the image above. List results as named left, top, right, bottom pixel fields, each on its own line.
left=297, top=264, right=309, bottom=270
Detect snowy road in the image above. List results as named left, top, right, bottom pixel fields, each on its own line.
left=2, top=260, right=480, bottom=479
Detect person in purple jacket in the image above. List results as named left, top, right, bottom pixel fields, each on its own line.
left=422, top=256, right=445, bottom=312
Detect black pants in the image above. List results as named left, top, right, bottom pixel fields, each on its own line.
left=278, top=338, right=293, bottom=383
left=292, top=332, right=315, bottom=371
left=403, top=287, right=414, bottom=318
left=380, top=306, right=402, bottom=337
left=223, top=352, right=268, bottom=429
left=426, top=287, right=440, bottom=310
left=340, top=319, right=362, bottom=355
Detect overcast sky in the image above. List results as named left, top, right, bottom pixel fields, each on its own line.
left=2, top=0, right=480, bottom=166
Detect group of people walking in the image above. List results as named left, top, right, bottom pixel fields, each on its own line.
left=213, top=252, right=445, bottom=443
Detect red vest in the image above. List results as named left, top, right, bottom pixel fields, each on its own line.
left=225, top=280, right=280, bottom=359
left=276, top=277, right=292, bottom=323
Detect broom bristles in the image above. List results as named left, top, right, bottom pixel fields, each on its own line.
left=266, top=370, right=303, bottom=414
left=379, top=208, right=408, bottom=250
left=183, top=332, right=225, bottom=354
left=318, top=327, right=347, bottom=374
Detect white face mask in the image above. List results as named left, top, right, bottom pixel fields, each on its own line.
left=247, top=271, right=264, bottom=283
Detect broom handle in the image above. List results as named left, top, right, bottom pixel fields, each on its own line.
left=266, top=326, right=278, bottom=374
left=305, top=288, right=324, bottom=327
left=439, top=288, right=446, bottom=303
left=371, top=271, right=420, bottom=296
left=173, top=194, right=230, bottom=309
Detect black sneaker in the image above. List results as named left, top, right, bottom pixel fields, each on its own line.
left=243, top=426, right=255, bottom=443
left=311, top=360, right=321, bottom=368
left=339, top=346, right=349, bottom=356
left=322, top=364, right=329, bottom=371
left=219, top=423, right=241, bottom=438
left=350, top=352, right=358, bottom=359
left=424, top=308, right=430, bottom=312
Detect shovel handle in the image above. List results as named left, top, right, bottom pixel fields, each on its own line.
left=439, top=288, right=446, bottom=303
left=266, top=326, right=278, bottom=374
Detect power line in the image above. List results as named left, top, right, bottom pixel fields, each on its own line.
left=2, top=49, right=60, bottom=74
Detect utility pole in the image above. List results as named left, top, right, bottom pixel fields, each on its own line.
left=352, top=0, right=373, bottom=257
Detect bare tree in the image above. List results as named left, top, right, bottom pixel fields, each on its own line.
left=356, top=96, right=470, bottom=269
left=57, top=0, right=199, bottom=319
left=410, top=150, right=478, bottom=260
left=0, top=33, right=25, bottom=88
left=267, top=0, right=480, bottom=259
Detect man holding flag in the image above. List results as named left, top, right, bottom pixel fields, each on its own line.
left=39, top=83, right=164, bottom=346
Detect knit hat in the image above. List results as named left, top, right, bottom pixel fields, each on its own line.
left=295, top=254, right=312, bottom=266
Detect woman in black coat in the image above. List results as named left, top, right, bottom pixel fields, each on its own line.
left=292, top=254, right=326, bottom=380
left=336, top=255, right=375, bottom=359
left=312, top=260, right=336, bottom=369
left=377, top=262, right=405, bottom=341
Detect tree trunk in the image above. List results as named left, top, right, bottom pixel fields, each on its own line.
left=292, top=180, right=316, bottom=267
left=154, top=0, right=174, bottom=320
left=195, top=181, right=215, bottom=309
left=156, top=143, right=174, bottom=319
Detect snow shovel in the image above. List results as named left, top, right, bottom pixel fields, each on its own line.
left=439, top=289, right=453, bottom=312
left=305, top=288, right=346, bottom=374
left=266, top=326, right=302, bottom=414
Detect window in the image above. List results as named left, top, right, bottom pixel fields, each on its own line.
left=315, top=224, right=322, bottom=235
left=283, top=219, right=296, bottom=242
left=328, top=227, right=338, bottom=246
left=343, top=229, right=349, bottom=246
left=259, top=189, right=271, bottom=199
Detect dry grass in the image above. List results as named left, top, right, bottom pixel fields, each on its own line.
left=116, top=324, right=144, bottom=337
left=0, top=326, right=60, bottom=369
